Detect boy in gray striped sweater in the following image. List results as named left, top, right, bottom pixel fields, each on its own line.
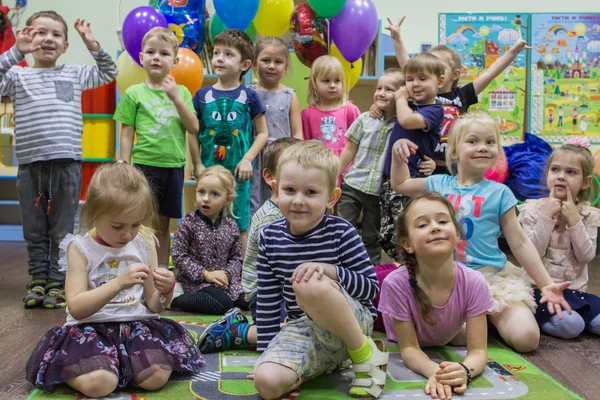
left=0, top=11, right=118, bottom=309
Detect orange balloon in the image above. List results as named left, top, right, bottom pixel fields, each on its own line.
left=170, top=48, right=204, bottom=94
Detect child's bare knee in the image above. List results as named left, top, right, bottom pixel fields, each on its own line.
left=135, top=364, right=172, bottom=391
left=510, top=325, right=540, bottom=353
left=69, top=370, right=118, bottom=398
left=254, top=364, right=297, bottom=400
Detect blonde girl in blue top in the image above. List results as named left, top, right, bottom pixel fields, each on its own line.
left=390, top=112, right=571, bottom=353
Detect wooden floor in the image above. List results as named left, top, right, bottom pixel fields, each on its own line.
left=1, top=242, right=599, bottom=400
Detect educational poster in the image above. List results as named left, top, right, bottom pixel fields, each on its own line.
left=529, top=13, right=600, bottom=146
left=439, top=13, right=529, bottom=144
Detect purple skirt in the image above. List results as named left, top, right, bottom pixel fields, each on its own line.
left=26, top=318, right=204, bottom=392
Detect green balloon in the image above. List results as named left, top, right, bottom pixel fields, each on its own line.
left=148, top=0, right=159, bottom=9
left=308, top=0, right=347, bottom=18
left=209, top=14, right=257, bottom=44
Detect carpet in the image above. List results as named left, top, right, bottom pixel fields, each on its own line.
left=28, top=315, right=583, bottom=400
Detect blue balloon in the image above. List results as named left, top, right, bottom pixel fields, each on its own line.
left=214, top=0, right=258, bottom=30
left=153, top=0, right=207, bottom=55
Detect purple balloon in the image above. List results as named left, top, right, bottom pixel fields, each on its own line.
left=330, top=0, right=378, bottom=63
left=122, top=6, right=168, bottom=66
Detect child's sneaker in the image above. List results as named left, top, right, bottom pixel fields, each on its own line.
left=42, top=282, right=67, bottom=309
left=23, top=279, right=47, bottom=308
left=197, top=307, right=250, bottom=353
left=350, top=338, right=389, bottom=399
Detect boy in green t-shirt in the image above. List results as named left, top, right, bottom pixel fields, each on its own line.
left=114, top=27, right=201, bottom=268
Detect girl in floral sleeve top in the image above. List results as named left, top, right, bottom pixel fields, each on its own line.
left=171, top=166, right=248, bottom=314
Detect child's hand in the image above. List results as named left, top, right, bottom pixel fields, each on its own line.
left=291, top=262, right=336, bottom=283
left=369, top=103, right=383, bottom=119
left=152, top=267, right=175, bottom=293
left=118, top=263, right=150, bottom=289
left=540, top=282, right=572, bottom=319
left=395, top=87, right=409, bottom=102
left=425, top=374, right=453, bottom=400
left=419, top=155, right=436, bottom=176
left=15, top=26, right=41, bottom=55
left=542, top=186, right=562, bottom=220
left=204, top=270, right=229, bottom=289
left=162, top=75, right=180, bottom=100
left=393, top=139, right=418, bottom=165
left=510, top=29, right=531, bottom=53
left=235, top=159, right=252, bottom=182
left=385, top=17, right=406, bottom=42
left=561, top=187, right=581, bottom=227
left=74, top=19, right=100, bottom=51
left=435, top=362, right=468, bottom=394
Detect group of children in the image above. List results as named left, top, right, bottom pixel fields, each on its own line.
left=6, top=9, right=599, bottom=400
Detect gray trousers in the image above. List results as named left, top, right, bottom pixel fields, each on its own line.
left=17, top=160, right=81, bottom=283
left=337, top=182, right=382, bottom=265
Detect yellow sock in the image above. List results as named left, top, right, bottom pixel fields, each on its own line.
left=348, top=336, right=372, bottom=396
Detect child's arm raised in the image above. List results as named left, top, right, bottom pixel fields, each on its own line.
left=65, top=244, right=149, bottom=320
left=73, top=19, right=118, bottom=89
left=162, top=76, right=199, bottom=135
left=386, top=17, right=410, bottom=68
left=119, top=125, right=135, bottom=164
left=0, top=27, right=40, bottom=97
left=473, top=30, right=529, bottom=96
left=396, top=87, right=427, bottom=130
left=236, top=114, right=268, bottom=182
left=390, top=139, right=427, bottom=196
left=289, top=92, right=303, bottom=139
left=500, top=207, right=572, bottom=317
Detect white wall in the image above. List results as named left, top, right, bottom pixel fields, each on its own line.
left=10, top=0, right=599, bottom=65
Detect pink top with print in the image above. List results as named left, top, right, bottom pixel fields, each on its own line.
left=301, top=103, right=360, bottom=155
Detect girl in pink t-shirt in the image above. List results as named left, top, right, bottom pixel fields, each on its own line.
left=301, top=55, right=360, bottom=160
left=378, top=192, right=494, bottom=399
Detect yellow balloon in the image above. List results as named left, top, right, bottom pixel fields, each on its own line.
left=253, top=0, right=294, bottom=37
left=330, top=44, right=363, bottom=91
left=116, top=52, right=146, bottom=95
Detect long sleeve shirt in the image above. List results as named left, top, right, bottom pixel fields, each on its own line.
left=518, top=198, right=600, bottom=291
left=172, top=211, right=243, bottom=300
left=255, top=215, right=379, bottom=351
left=0, top=45, right=118, bottom=165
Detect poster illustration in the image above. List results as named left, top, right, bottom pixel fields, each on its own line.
left=439, top=13, right=529, bottom=144
left=529, top=13, right=600, bottom=145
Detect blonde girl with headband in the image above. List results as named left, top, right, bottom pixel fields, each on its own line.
left=26, top=162, right=203, bottom=397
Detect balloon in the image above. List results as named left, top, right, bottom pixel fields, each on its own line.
left=484, top=150, right=508, bottom=183
left=116, top=51, right=147, bottom=95
left=254, top=0, right=294, bottom=37
left=214, top=0, right=258, bottom=30
left=308, top=0, right=346, bottom=18
left=170, top=48, right=204, bottom=94
left=209, top=14, right=257, bottom=44
left=329, top=44, right=362, bottom=91
left=122, top=6, right=168, bottom=65
left=330, top=0, right=378, bottom=63
left=290, top=2, right=328, bottom=68
left=155, top=0, right=207, bottom=55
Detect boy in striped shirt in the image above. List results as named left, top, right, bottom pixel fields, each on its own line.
left=0, top=12, right=118, bottom=309
left=252, top=141, right=388, bottom=399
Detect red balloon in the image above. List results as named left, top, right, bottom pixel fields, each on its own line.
left=290, top=2, right=328, bottom=68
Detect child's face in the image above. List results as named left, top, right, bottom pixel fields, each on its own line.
left=401, top=198, right=458, bottom=259
left=30, top=17, right=69, bottom=67
left=430, top=51, right=457, bottom=93
left=404, top=70, right=444, bottom=104
left=196, top=175, right=231, bottom=222
left=546, top=151, right=591, bottom=202
left=316, top=72, right=342, bottom=103
left=453, top=122, right=499, bottom=174
left=212, top=44, right=250, bottom=81
left=93, top=209, right=146, bottom=248
left=140, top=37, right=177, bottom=78
left=274, top=162, right=340, bottom=235
left=374, top=75, right=400, bottom=112
left=256, top=47, right=287, bottom=86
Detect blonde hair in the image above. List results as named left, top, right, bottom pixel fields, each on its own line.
left=404, top=53, right=446, bottom=79
left=276, top=140, right=339, bottom=193
left=429, top=45, right=462, bottom=90
left=142, top=27, right=179, bottom=56
left=254, top=36, right=290, bottom=73
left=382, top=67, right=405, bottom=87
left=307, top=55, right=345, bottom=107
left=396, top=192, right=463, bottom=325
left=545, top=144, right=596, bottom=203
left=445, top=112, right=502, bottom=176
left=81, top=162, right=157, bottom=246
left=196, top=165, right=237, bottom=218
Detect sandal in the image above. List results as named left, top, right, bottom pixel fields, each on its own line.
left=23, top=279, right=47, bottom=308
left=43, top=282, right=67, bottom=309
left=350, top=338, right=389, bottom=399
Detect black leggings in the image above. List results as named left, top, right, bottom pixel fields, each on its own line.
left=171, top=286, right=249, bottom=315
